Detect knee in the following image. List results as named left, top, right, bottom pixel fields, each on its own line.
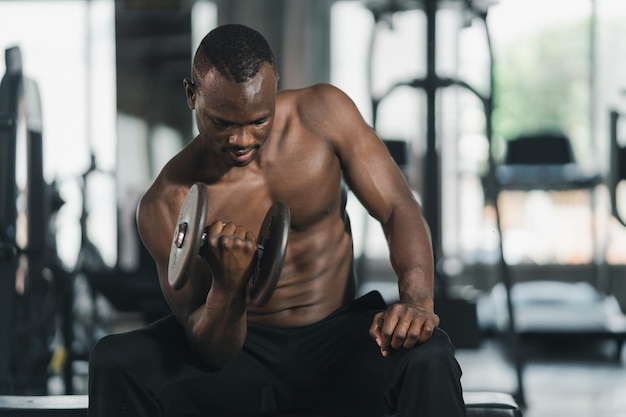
left=386, top=330, right=465, bottom=416
left=89, top=332, right=151, bottom=378
left=404, top=329, right=461, bottom=375
left=89, top=334, right=130, bottom=377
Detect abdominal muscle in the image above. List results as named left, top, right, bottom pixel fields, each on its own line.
left=246, top=222, right=355, bottom=328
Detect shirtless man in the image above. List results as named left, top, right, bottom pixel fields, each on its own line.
left=89, top=23, right=465, bottom=417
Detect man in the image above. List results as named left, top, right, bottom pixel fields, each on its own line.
left=89, top=23, right=466, bottom=416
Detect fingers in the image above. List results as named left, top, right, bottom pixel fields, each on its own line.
left=410, top=319, right=435, bottom=345
left=201, top=221, right=258, bottom=291
left=369, top=312, right=385, bottom=354
left=208, top=221, right=256, bottom=252
left=369, top=305, right=440, bottom=356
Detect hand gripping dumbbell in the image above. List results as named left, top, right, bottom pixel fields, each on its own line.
left=168, top=182, right=290, bottom=307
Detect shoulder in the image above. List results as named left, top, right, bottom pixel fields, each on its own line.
left=137, top=168, right=191, bottom=230
left=136, top=179, right=191, bottom=266
left=276, top=83, right=367, bottom=137
left=278, top=83, right=356, bottom=111
left=136, top=146, right=200, bottom=262
left=136, top=178, right=176, bottom=236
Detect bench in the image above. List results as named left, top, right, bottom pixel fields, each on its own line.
left=0, top=392, right=521, bottom=416
left=0, top=395, right=87, bottom=417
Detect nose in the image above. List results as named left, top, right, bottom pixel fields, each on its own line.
left=228, top=126, right=256, bottom=148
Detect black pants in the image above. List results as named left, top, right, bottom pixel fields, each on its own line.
left=88, top=291, right=466, bottom=417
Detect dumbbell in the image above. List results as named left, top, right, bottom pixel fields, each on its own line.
left=168, top=182, right=290, bottom=307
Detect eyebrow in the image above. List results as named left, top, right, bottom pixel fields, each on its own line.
left=212, top=114, right=269, bottom=126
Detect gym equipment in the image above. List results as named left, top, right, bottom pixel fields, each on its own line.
left=168, top=182, right=208, bottom=290
left=0, top=391, right=522, bottom=416
left=478, top=110, right=626, bottom=409
left=0, top=46, right=78, bottom=395
left=0, top=395, right=88, bottom=417
left=471, top=101, right=626, bottom=363
left=0, top=46, right=63, bottom=395
left=610, top=107, right=626, bottom=227
left=168, top=182, right=290, bottom=307
left=0, top=46, right=21, bottom=395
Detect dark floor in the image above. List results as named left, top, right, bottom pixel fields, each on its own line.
left=456, top=337, right=626, bottom=417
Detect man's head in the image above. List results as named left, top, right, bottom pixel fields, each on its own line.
left=184, top=24, right=279, bottom=168
left=191, top=23, right=277, bottom=85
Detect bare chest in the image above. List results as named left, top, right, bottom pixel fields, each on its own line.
left=205, top=137, right=343, bottom=234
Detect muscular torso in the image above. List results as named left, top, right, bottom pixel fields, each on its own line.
left=147, top=87, right=356, bottom=329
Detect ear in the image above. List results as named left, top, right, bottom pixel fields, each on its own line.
left=183, top=78, right=196, bottom=109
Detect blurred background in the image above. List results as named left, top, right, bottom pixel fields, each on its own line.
left=1, top=0, right=626, bottom=416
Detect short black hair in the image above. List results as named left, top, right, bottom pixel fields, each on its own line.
left=192, top=24, right=277, bottom=84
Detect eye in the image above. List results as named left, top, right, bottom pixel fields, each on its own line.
left=253, top=118, right=268, bottom=126
left=213, top=119, right=232, bottom=129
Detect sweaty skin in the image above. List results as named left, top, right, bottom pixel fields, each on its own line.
left=137, top=64, right=439, bottom=368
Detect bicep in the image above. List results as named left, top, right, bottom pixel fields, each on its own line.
left=137, top=197, right=174, bottom=273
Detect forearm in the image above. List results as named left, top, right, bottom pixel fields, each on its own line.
left=384, top=203, right=435, bottom=309
left=186, top=285, right=248, bottom=368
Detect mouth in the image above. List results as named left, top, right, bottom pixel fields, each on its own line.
left=225, top=146, right=258, bottom=164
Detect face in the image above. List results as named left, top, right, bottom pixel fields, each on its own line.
left=184, top=64, right=277, bottom=167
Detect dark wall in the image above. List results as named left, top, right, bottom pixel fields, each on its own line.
left=216, top=0, right=334, bottom=90
left=115, top=2, right=193, bottom=140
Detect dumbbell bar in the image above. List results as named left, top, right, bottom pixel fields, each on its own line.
left=168, top=182, right=290, bottom=307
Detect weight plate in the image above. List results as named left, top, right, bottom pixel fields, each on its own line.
left=249, top=202, right=290, bottom=307
left=168, top=182, right=208, bottom=290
